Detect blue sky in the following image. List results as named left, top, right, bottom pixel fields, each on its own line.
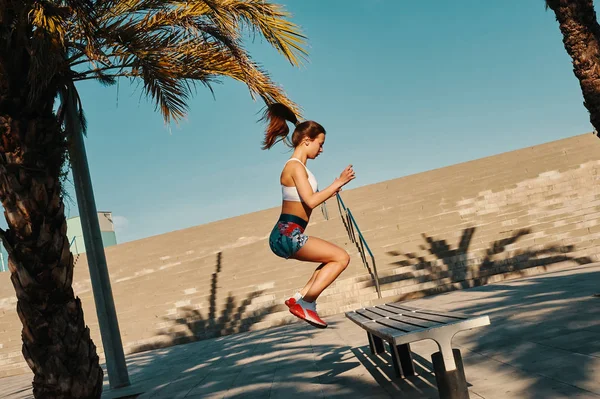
left=2, top=0, right=596, bottom=249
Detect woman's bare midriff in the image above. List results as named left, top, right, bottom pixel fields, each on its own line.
left=281, top=200, right=312, bottom=222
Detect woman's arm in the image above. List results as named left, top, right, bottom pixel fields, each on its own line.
left=290, top=164, right=354, bottom=209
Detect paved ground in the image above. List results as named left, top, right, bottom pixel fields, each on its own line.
left=2, top=263, right=599, bottom=398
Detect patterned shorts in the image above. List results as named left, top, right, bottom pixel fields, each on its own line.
left=269, top=214, right=309, bottom=259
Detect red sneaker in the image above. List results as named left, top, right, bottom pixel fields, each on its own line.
left=289, top=300, right=327, bottom=329
left=285, top=297, right=296, bottom=307
left=285, top=292, right=302, bottom=308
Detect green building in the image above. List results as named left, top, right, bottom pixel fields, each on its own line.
left=0, top=211, right=118, bottom=272
left=67, top=211, right=118, bottom=255
left=0, top=246, right=6, bottom=272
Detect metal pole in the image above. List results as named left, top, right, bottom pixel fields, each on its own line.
left=371, top=256, right=382, bottom=299
left=347, top=211, right=355, bottom=243
left=65, top=93, right=130, bottom=389
left=321, top=201, right=329, bottom=221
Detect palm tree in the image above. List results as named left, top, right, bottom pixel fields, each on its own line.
left=546, top=1, right=600, bottom=299
left=0, top=1, right=307, bottom=397
left=546, top=0, right=600, bottom=137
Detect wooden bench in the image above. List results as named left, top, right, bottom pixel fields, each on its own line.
left=346, top=302, right=490, bottom=399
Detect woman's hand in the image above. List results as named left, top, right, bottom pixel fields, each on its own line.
left=334, top=164, right=356, bottom=190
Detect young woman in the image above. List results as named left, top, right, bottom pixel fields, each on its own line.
left=262, top=103, right=356, bottom=328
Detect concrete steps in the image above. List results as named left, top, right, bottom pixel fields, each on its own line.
left=2, top=132, right=600, bottom=378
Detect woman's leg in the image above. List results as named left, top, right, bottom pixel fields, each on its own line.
left=292, top=237, right=350, bottom=302
left=299, top=264, right=325, bottom=297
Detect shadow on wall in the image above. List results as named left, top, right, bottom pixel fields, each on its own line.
left=131, top=251, right=278, bottom=353
left=382, top=227, right=593, bottom=296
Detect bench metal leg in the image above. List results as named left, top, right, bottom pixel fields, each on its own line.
left=431, top=349, right=468, bottom=399
left=367, top=333, right=385, bottom=355
left=397, top=343, right=416, bottom=377
left=390, top=341, right=402, bottom=378
left=389, top=342, right=415, bottom=378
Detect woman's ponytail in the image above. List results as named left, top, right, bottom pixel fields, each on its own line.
left=261, top=103, right=299, bottom=150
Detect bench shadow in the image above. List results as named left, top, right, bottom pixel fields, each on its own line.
left=350, top=340, right=480, bottom=398
left=350, top=344, right=440, bottom=398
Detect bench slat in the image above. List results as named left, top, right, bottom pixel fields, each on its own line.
left=356, top=308, right=383, bottom=322
left=377, top=317, right=424, bottom=333
left=353, top=306, right=444, bottom=331
left=412, top=309, right=470, bottom=320
left=376, top=304, right=420, bottom=316
left=361, top=307, right=399, bottom=319
left=354, top=304, right=443, bottom=329
left=389, top=314, right=441, bottom=329
left=385, top=303, right=423, bottom=312
left=377, top=305, right=452, bottom=325
left=348, top=310, right=419, bottom=340
left=346, top=311, right=377, bottom=327
left=383, top=304, right=458, bottom=324
left=361, top=320, right=404, bottom=341
left=403, top=312, right=457, bottom=324
left=386, top=303, right=470, bottom=320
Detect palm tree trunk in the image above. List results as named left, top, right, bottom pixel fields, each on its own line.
left=546, top=0, right=600, bottom=137
left=547, top=1, right=600, bottom=298
left=0, top=112, right=103, bottom=398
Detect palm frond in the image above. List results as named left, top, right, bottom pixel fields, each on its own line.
left=162, top=0, right=308, bottom=66
left=64, top=0, right=108, bottom=61
left=172, top=39, right=300, bottom=113
left=138, top=60, right=191, bottom=123
left=94, top=71, right=117, bottom=86
left=67, top=0, right=307, bottom=122
left=97, top=0, right=165, bottom=19
left=30, top=1, right=70, bottom=42
left=214, top=0, right=308, bottom=66
left=59, top=82, right=88, bottom=136
left=92, top=0, right=307, bottom=68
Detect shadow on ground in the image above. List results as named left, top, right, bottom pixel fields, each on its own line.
left=346, top=265, right=600, bottom=398
left=448, top=266, right=600, bottom=398
left=102, top=319, right=404, bottom=398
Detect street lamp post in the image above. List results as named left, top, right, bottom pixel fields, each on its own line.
left=65, top=92, right=130, bottom=389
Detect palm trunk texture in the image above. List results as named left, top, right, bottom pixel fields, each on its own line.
left=547, top=0, right=600, bottom=137
left=0, top=2, right=103, bottom=398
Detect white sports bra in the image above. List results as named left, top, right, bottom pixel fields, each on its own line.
left=282, top=158, right=318, bottom=202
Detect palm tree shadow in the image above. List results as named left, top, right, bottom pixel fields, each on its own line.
left=382, top=226, right=593, bottom=297
left=131, top=251, right=278, bottom=352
